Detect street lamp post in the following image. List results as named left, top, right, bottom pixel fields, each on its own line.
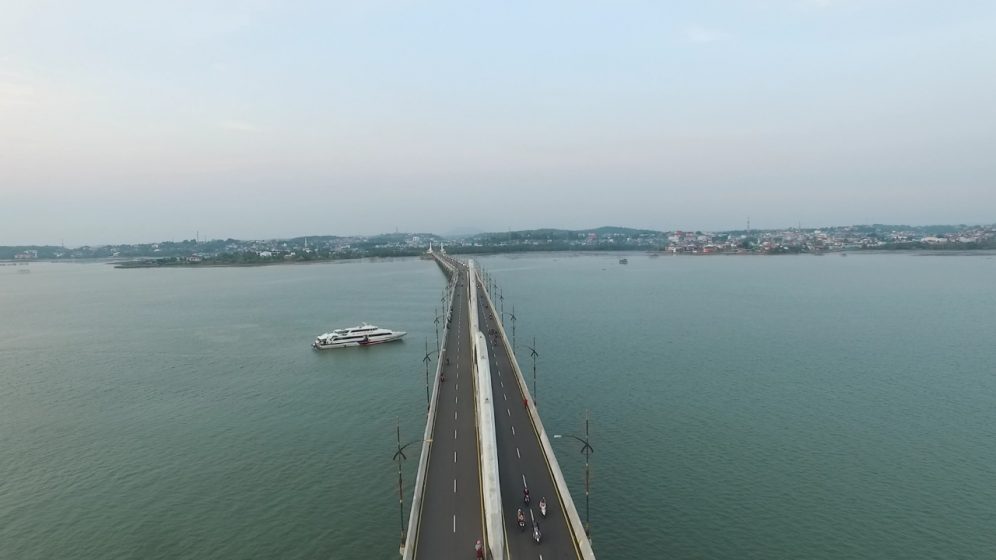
left=553, top=410, right=594, bottom=539
left=394, top=417, right=432, bottom=554
left=499, top=288, right=504, bottom=325
left=499, top=306, right=516, bottom=354
left=510, top=305, right=516, bottom=352
left=422, top=339, right=439, bottom=412
left=527, top=337, right=539, bottom=405
left=433, top=307, right=441, bottom=355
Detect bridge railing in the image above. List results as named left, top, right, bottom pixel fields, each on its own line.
left=402, top=255, right=457, bottom=559
left=475, top=267, right=597, bottom=559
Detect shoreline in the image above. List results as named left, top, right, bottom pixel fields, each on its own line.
left=4, top=248, right=995, bottom=269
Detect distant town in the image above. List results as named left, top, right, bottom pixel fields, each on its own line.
left=2, top=223, right=995, bottom=267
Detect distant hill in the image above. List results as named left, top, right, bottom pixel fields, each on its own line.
left=846, top=224, right=967, bottom=235
left=467, top=226, right=662, bottom=241
left=441, top=227, right=485, bottom=238
left=5, top=223, right=993, bottom=261
left=586, top=226, right=662, bottom=236
left=286, top=235, right=343, bottom=244
left=365, top=232, right=442, bottom=244
left=0, top=246, right=64, bottom=260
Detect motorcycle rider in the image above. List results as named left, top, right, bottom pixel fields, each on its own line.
left=474, top=539, right=483, bottom=559
left=516, top=508, right=525, bottom=527
left=539, top=496, right=547, bottom=514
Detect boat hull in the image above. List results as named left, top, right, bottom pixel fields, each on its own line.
left=313, top=332, right=406, bottom=350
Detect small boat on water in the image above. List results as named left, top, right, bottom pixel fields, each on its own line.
left=313, top=324, right=406, bottom=349
left=618, top=258, right=628, bottom=265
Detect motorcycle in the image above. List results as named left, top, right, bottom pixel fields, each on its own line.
left=523, top=488, right=530, bottom=505
left=532, top=522, right=542, bottom=544
left=539, top=498, right=547, bottom=518
left=516, top=509, right=525, bottom=531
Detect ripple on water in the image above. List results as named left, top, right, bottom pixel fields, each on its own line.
left=4, top=256, right=996, bottom=558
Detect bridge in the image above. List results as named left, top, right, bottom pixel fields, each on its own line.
left=401, top=253, right=596, bottom=560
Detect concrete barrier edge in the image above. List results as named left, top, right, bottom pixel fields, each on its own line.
left=402, top=256, right=457, bottom=559
left=476, top=269, right=596, bottom=559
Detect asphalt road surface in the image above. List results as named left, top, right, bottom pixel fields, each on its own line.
left=477, top=282, right=583, bottom=560
left=412, top=264, right=486, bottom=559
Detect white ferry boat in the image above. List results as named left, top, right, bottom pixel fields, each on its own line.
left=312, top=324, right=406, bottom=350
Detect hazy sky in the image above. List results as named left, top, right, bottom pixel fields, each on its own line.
left=2, top=0, right=995, bottom=245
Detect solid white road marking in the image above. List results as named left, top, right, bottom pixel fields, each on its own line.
left=455, top=411, right=458, bottom=420
left=454, top=429, right=457, bottom=439
left=454, top=451, right=458, bottom=463
left=507, top=408, right=511, bottom=417
left=511, top=426, right=516, bottom=436
left=455, top=394, right=458, bottom=404
left=454, top=479, right=457, bottom=493
left=516, top=448, right=521, bottom=459
left=503, top=393, right=507, bottom=401
left=453, top=515, right=456, bottom=533
left=522, top=474, right=528, bottom=487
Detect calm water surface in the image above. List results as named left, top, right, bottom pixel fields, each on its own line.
left=2, top=253, right=995, bottom=559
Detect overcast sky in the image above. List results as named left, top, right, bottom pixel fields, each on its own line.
left=2, top=0, right=994, bottom=245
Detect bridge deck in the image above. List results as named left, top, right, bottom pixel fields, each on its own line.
left=477, top=282, right=584, bottom=560
left=412, top=264, right=485, bottom=558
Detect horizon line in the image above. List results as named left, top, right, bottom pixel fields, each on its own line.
left=4, top=221, right=995, bottom=249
